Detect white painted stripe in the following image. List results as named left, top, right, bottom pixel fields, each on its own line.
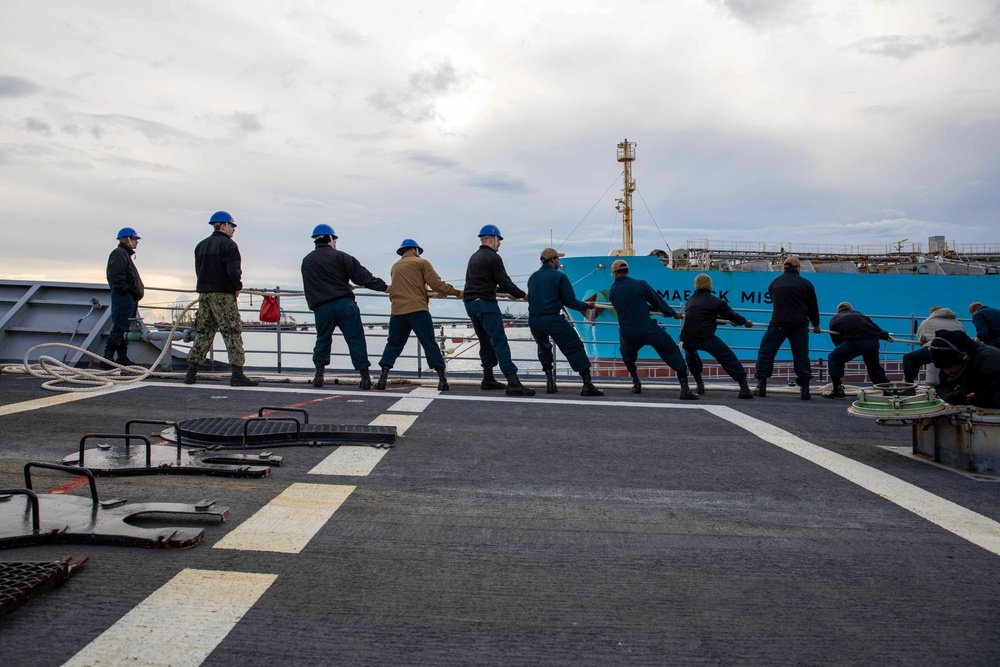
left=0, top=383, right=141, bottom=417
left=63, top=569, right=276, bottom=667
left=213, top=483, right=355, bottom=554
left=308, top=414, right=417, bottom=476
left=388, top=388, right=437, bottom=413
left=705, top=405, right=1000, bottom=557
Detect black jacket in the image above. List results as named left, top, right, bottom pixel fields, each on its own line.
left=936, top=341, right=1000, bottom=408
left=972, top=306, right=1000, bottom=346
left=194, top=231, right=242, bottom=293
left=680, top=289, right=746, bottom=341
left=463, top=246, right=525, bottom=302
left=828, top=310, right=890, bottom=346
left=767, top=269, right=819, bottom=327
left=106, top=243, right=144, bottom=300
left=301, top=245, right=387, bottom=311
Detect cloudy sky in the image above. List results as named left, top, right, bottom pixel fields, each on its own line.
left=2, top=0, right=998, bottom=314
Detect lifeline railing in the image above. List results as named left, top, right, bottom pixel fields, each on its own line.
left=138, top=286, right=966, bottom=384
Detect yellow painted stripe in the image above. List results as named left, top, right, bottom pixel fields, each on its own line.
left=0, top=384, right=140, bottom=417
left=213, top=483, right=355, bottom=554
left=308, top=414, right=417, bottom=476
left=388, top=386, right=438, bottom=412
left=706, top=405, right=1000, bottom=557
left=63, top=569, right=276, bottom=667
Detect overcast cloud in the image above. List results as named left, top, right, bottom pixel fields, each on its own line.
left=1, top=0, right=998, bottom=312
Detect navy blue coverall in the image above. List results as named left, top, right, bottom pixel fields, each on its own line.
left=608, top=275, right=688, bottom=376
left=526, top=263, right=592, bottom=372
left=463, top=245, right=525, bottom=376
left=680, top=289, right=748, bottom=382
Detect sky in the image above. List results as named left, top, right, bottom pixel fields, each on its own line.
left=2, top=0, right=999, bottom=317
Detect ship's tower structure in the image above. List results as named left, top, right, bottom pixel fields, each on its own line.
left=613, top=139, right=636, bottom=256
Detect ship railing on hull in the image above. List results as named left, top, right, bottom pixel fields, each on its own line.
left=138, top=287, right=971, bottom=384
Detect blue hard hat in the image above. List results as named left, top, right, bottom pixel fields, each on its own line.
left=311, top=224, right=338, bottom=239
left=478, top=224, right=503, bottom=240
left=396, top=239, right=423, bottom=256
left=116, top=227, right=140, bottom=240
left=209, top=211, right=235, bottom=226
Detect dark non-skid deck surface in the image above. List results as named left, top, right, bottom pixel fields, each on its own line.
left=0, top=375, right=998, bottom=665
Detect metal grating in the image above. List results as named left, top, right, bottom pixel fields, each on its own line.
left=175, top=417, right=396, bottom=448
left=0, top=556, right=88, bottom=618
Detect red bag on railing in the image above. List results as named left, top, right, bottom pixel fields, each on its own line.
left=259, top=295, right=280, bottom=322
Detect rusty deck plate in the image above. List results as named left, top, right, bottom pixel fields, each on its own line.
left=0, top=556, right=88, bottom=619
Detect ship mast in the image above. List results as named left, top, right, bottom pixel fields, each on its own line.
left=614, top=139, right=636, bottom=256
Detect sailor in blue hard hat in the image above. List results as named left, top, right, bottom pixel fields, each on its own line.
left=463, top=224, right=535, bottom=396
left=301, top=224, right=387, bottom=389
left=103, top=227, right=145, bottom=367
left=185, top=211, right=258, bottom=387
left=375, top=238, right=462, bottom=391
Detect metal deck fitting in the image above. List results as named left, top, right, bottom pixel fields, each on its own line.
left=0, top=556, right=88, bottom=619
left=848, top=385, right=954, bottom=423
left=0, top=463, right=228, bottom=550
left=61, top=420, right=279, bottom=477
left=160, top=406, right=397, bottom=449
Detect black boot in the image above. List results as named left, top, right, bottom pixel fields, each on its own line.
left=231, top=365, right=258, bottom=387
left=375, top=365, right=390, bottom=390
left=504, top=373, right=535, bottom=397
left=481, top=366, right=506, bottom=390
left=313, top=364, right=325, bottom=388
left=678, top=376, right=700, bottom=400
left=823, top=381, right=846, bottom=399
left=102, top=346, right=117, bottom=369
left=693, top=373, right=705, bottom=395
left=754, top=378, right=767, bottom=397
left=543, top=367, right=558, bottom=394
left=800, top=380, right=811, bottom=401
left=737, top=378, right=754, bottom=399
left=580, top=369, right=604, bottom=397
left=184, top=363, right=199, bottom=385
left=629, top=368, right=642, bottom=394
left=116, top=342, right=136, bottom=366
left=359, top=368, right=372, bottom=390
left=436, top=368, right=449, bottom=391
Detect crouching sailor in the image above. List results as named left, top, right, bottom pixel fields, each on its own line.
left=607, top=259, right=698, bottom=400
left=680, top=274, right=754, bottom=399
left=301, top=224, right=388, bottom=389
left=929, top=329, right=1000, bottom=408
left=527, top=248, right=603, bottom=396
left=823, top=302, right=893, bottom=398
left=377, top=239, right=462, bottom=391
left=105, top=227, right=145, bottom=367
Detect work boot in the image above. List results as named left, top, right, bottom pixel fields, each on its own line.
left=230, top=366, right=258, bottom=387
left=678, top=377, right=700, bottom=401
left=116, top=343, right=136, bottom=366
left=375, top=365, right=390, bottom=390
left=693, top=373, right=706, bottom=395
left=823, top=381, right=847, bottom=399
left=754, top=378, right=767, bottom=397
left=629, top=370, right=642, bottom=394
left=102, top=346, right=117, bottom=369
left=543, top=367, right=558, bottom=394
left=481, top=366, right=506, bottom=390
left=436, top=368, right=449, bottom=391
left=359, top=368, right=372, bottom=390
left=580, top=369, right=604, bottom=397
left=504, top=373, right=535, bottom=397
left=313, top=364, right=325, bottom=388
left=799, top=380, right=811, bottom=401
left=184, top=363, right=199, bottom=385
left=737, top=378, right=754, bottom=399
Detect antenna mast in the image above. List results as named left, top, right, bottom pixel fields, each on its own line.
left=614, top=139, right=636, bottom=256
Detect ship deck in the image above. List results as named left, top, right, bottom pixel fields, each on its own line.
left=1, top=373, right=999, bottom=665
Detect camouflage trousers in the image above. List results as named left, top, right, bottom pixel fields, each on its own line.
left=186, top=292, right=246, bottom=367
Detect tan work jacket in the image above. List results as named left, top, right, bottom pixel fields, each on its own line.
left=388, top=253, right=462, bottom=316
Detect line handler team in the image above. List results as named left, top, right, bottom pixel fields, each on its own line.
left=106, top=213, right=1000, bottom=406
